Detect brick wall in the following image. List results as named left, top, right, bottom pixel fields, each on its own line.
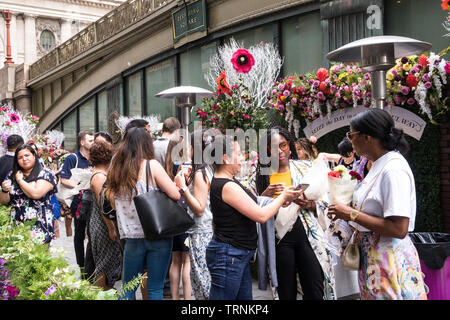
left=440, top=123, right=450, bottom=233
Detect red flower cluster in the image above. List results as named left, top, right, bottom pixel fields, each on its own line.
left=327, top=171, right=341, bottom=178
left=406, top=74, right=419, bottom=88
left=349, top=170, right=362, bottom=181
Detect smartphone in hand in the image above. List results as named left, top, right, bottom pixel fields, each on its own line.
left=295, top=183, right=310, bottom=191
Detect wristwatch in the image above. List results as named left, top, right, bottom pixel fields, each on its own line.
left=350, top=210, right=360, bottom=222
left=179, top=186, right=188, bottom=195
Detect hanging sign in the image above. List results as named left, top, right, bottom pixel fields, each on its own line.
left=303, top=105, right=426, bottom=141
left=172, top=0, right=207, bottom=43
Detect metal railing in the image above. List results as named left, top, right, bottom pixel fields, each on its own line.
left=29, top=0, right=174, bottom=81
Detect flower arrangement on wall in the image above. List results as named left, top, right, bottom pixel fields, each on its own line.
left=198, top=38, right=283, bottom=132
left=29, top=132, right=70, bottom=168
left=0, top=105, right=71, bottom=168
left=0, top=105, right=39, bottom=156
left=197, top=73, right=268, bottom=132
left=115, top=114, right=161, bottom=138
left=268, top=49, right=450, bottom=133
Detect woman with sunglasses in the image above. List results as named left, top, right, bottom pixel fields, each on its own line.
left=0, top=144, right=57, bottom=244
left=254, top=126, right=335, bottom=300
left=328, top=108, right=427, bottom=300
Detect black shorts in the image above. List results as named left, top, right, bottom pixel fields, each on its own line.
left=172, top=233, right=189, bottom=252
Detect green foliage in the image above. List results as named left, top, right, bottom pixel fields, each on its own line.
left=0, top=205, right=143, bottom=300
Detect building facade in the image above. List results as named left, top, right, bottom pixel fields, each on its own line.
left=0, top=0, right=125, bottom=112
left=5, top=0, right=449, bottom=233
left=26, top=0, right=449, bottom=150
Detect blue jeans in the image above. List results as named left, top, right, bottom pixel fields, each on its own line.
left=206, top=237, right=255, bottom=300
left=119, top=238, right=172, bottom=300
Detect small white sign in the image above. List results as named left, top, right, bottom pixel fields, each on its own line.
left=303, top=106, right=426, bottom=141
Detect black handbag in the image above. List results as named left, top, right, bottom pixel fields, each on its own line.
left=78, top=189, right=93, bottom=221
left=133, top=160, right=194, bottom=240
left=100, top=182, right=116, bottom=221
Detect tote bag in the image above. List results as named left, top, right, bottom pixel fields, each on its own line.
left=56, top=153, right=79, bottom=207
left=133, top=160, right=194, bottom=240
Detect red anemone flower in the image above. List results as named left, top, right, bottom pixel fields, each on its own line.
left=8, top=113, right=20, bottom=123
left=231, top=49, right=255, bottom=74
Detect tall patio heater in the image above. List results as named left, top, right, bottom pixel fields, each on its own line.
left=326, top=36, right=432, bottom=109
left=155, top=86, right=214, bottom=162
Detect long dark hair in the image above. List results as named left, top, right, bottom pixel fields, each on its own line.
left=12, top=144, right=42, bottom=187
left=350, top=108, right=409, bottom=155
left=105, top=127, right=154, bottom=202
left=255, top=126, right=298, bottom=195
left=164, top=136, right=184, bottom=180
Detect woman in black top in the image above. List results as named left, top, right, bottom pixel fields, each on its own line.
left=206, top=135, right=302, bottom=300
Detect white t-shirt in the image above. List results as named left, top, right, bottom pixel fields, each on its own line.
left=350, top=151, right=416, bottom=232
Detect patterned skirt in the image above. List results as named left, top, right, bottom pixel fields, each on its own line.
left=89, top=202, right=122, bottom=287
left=357, top=232, right=428, bottom=300
left=188, top=231, right=213, bottom=300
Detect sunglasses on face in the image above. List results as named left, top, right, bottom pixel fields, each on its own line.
left=279, top=142, right=290, bottom=152
left=346, top=131, right=360, bottom=140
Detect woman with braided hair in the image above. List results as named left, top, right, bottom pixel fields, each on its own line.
left=254, top=126, right=335, bottom=300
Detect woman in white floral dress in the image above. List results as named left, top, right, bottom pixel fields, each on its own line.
left=174, top=130, right=214, bottom=300
left=0, top=144, right=57, bottom=244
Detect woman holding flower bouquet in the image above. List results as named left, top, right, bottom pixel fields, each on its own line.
left=327, top=108, right=427, bottom=300
left=254, top=126, right=335, bottom=300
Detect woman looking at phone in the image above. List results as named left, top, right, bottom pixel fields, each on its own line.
left=206, top=135, right=303, bottom=300
left=254, top=126, right=335, bottom=300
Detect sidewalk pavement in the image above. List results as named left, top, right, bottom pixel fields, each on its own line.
left=50, top=217, right=274, bottom=300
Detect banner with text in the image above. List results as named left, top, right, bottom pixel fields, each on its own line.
left=303, top=106, right=426, bottom=141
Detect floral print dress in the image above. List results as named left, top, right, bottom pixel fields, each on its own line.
left=6, top=168, right=57, bottom=244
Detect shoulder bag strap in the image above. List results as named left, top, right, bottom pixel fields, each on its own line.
left=90, top=171, right=106, bottom=184
left=146, top=160, right=157, bottom=192
left=74, top=153, right=79, bottom=169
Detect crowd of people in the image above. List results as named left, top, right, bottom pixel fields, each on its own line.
left=0, top=108, right=428, bottom=300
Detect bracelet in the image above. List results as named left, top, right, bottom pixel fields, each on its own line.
left=350, top=210, right=360, bottom=222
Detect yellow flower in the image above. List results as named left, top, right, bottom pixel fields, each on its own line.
left=403, top=63, right=412, bottom=71
left=280, top=96, right=286, bottom=101
left=334, top=165, right=348, bottom=175
left=387, top=72, right=394, bottom=81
